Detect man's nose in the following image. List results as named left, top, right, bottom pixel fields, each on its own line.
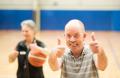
left=70, top=36, right=76, bottom=42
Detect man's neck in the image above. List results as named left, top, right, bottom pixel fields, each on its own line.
left=72, top=46, right=84, bottom=58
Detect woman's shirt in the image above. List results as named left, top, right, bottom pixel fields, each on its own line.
left=16, top=39, right=45, bottom=78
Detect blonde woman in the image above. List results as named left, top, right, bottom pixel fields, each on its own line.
left=9, top=20, right=45, bottom=78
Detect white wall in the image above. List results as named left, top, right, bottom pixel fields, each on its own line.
left=40, top=0, right=120, bottom=10
left=0, top=0, right=33, bottom=10
left=0, top=0, right=120, bottom=10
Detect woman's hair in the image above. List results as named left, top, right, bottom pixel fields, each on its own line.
left=21, top=20, right=37, bottom=32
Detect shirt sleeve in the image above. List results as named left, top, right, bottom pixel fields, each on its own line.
left=15, top=42, right=21, bottom=51
left=61, top=48, right=69, bottom=68
left=86, top=44, right=97, bottom=67
left=15, top=41, right=26, bottom=52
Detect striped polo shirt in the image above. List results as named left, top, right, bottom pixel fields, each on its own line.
left=61, top=44, right=99, bottom=78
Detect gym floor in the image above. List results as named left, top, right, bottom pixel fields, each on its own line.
left=0, top=30, right=120, bottom=78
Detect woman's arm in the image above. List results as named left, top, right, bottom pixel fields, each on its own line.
left=9, top=50, right=19, bottom=63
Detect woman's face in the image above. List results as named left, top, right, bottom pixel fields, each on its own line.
left=21, top=25, right=35, bottom=40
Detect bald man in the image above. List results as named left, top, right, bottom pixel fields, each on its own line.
left=48, top=19, right=107, bottom=78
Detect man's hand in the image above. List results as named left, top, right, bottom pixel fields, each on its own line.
left=54, top=38, right=65, bottom=58
left=48, top=38, right=65, bottom=71
left=89, top=32, right=103, bottom=55
left=89, top=32, right=107, bottom=71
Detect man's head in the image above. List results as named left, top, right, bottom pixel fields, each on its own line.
left=64, top=19, right=86, bottom=53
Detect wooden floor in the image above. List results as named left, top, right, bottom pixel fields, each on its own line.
left=0, top=30, right=120, bottom=78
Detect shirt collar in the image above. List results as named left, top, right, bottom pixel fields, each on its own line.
left=68, top=45, right=87, bottom=59
left=24, top=38, right=36, bottom=43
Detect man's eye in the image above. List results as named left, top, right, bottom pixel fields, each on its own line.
left=67, top=35, right=71, bottom=38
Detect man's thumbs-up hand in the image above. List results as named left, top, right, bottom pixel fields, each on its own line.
left=53, top=38, right=65, bottom=58
left=89, top=32, right=103, bottom=55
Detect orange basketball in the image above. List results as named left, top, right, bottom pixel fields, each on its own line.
left=28, top=49, right=47, bottom=67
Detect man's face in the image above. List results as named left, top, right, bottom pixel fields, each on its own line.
left=65, top=27, right=85, bottom=53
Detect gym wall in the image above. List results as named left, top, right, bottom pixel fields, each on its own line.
left=0, top=0, right=120, bottom=31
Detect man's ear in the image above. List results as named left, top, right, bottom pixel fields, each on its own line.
left=64, top=33, right=66, bottom=39
left=83, top=32, right=87, bottom=40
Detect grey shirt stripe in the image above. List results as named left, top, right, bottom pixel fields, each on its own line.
left=61, top=44, right=99, bottom=78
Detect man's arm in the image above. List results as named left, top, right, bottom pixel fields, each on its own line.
left=48, top=50, right=62, bottom=71
left=96, top=48, right=107, bottom=71
left=48, top=38, right=65, bottom=71
left=90, top=32, right=108, bottom=71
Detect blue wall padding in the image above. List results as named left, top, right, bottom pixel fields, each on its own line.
left=0, top=10, right=33, bottom=30
left=0, top=10, right=120, bottom=31
left=111, top=11, right=120, bottom=31
left=41, top=10, right=113, bottom=31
